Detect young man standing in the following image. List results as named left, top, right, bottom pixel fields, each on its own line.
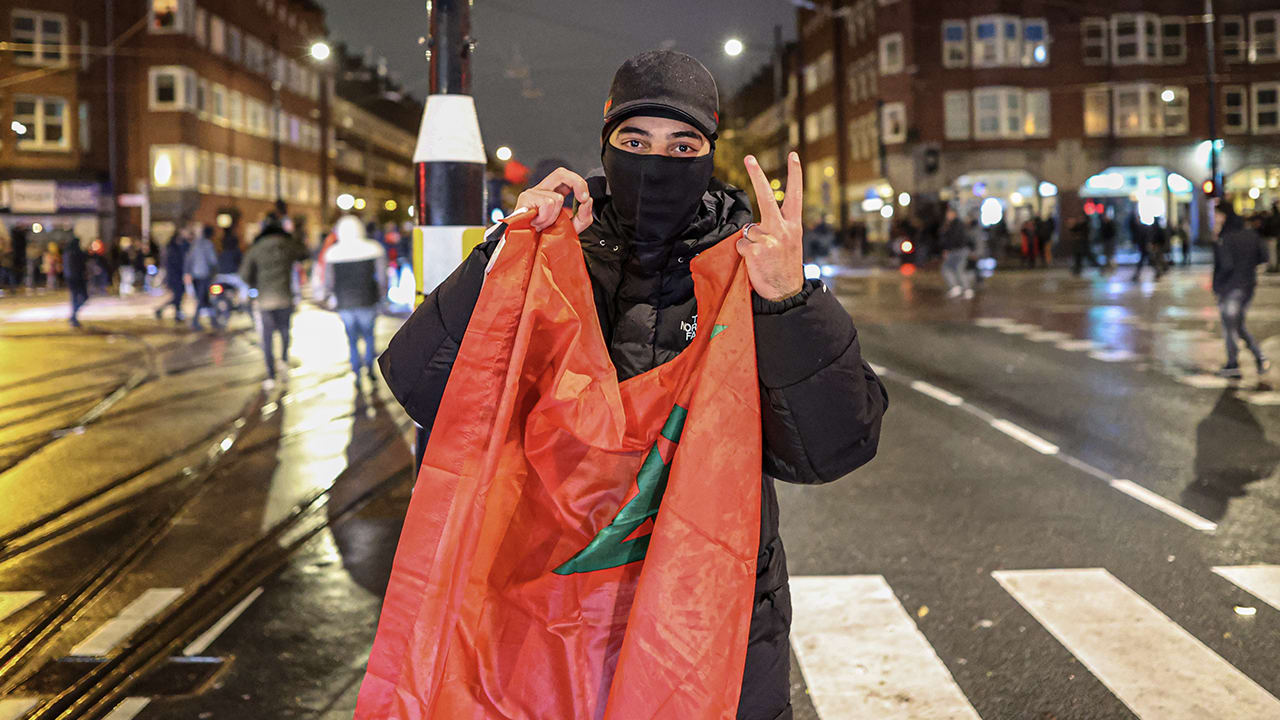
left=240, top=213, right=309, bottom=385
left=1213, top=202, right=1270, bottom=378
left=377, top=50, right=886, bottom=720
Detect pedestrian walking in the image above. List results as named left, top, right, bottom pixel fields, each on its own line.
left=1100, top=213, right=1118, bottom=270
left=360, top=50, right=887, bottom=720
left=1068, top=214, right=1101, bottom=275
left=185, top=225, right=220, bottom=330
left=940, top=207, right=974, bottom=298
left=0, top=223, right=14, bottom=289
left=1212, top=203, right=1270, bottom=378
left=1035, top=215, right=1055, bottom=266
left=155, top=231, right=190, bottom=322
left=1131, top=218, right=1166, bottom=281
left=42, top=242, right=61, bottom=290
left=1020, top=219, right=1038, bottom=268
left=241, top=213, right=309, bottom=385
left=322, top=216, right=387, bottom=385
left=63, top=237, right=89, bottom=329
left=1172, top=218, right=1193, bottom=267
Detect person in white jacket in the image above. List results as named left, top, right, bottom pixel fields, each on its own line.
left=323, top=216, right=387, bottom=384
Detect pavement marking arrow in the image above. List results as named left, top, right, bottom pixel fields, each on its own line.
left=994, top=568, right=1280, bottom=720
left=790, top=575, right=981, bottom=720
left=1212, top=565, right=1280, bottom=612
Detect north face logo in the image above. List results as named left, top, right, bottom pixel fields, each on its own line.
left=680, top=314, right=698, bottom=342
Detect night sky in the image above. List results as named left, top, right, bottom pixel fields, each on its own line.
left=318, top=0, right=797, bottom=175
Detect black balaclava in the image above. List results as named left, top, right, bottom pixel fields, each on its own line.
left=601, top=139, right=714, bottom=244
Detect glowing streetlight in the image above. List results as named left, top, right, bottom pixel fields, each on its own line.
left=384, top=199, right=398, bottom=211
left=495, top=146, right=513, bottom=162
left=354, top=197, right=367, bottom=211
left=724, top=38, right=744, bottom=57
left=898, top=192, right=911, bottom=207
left=336, top=193, right=355, bottom=211
left=310, top=41, right=332, bottom=62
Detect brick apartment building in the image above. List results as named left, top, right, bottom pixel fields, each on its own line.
left=1, top=0, right=331, bottom=247
left=732, top=0, right=1280, bottom=242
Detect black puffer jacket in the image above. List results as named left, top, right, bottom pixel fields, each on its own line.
left=379, top=176, right=887, bottom=720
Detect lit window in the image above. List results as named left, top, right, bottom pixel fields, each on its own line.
left=13, top=95, right=69, bottom=150
left=151, top=145, right=198, bottom=189
left=1022, top=19, right=1048, bottom=66
left=1221, top=16, right=1245, bottom=63
left=209, top=15, right=225, bottom=54
left=213, top=154, right=229, bottom=194
left=228, top=90, right=242, bottom=129
left=1111, top=83, right=1168, bottom=136
left=194, top=7, right=206, bottom=46
left=1082, top=17, right=1108, bottom=65
left=879, top=33, right=904, bottom=74
left=196, top=78, right=208, bottom=116
left=1224, top=86, right=1248, bottom=133
left=1161, top=87, right=1188, bottom=135
left=226, top=25, right=242, bottom=64
left=943, top=90, right=970, bottom=139
left=1084, top=86, right=1110, bottom=136
left=1251, top=12, right=1280, bottom=63
left=11, top=10, right=67, bottom=66
left=881, top=102, right=906, bottom=144
left=1002, top=18, right=1022, bottom=64
left=149, top=0, right=192, bottom=33
left=1024, top=89, right=1050, bottom=137
left=972, top=17, right=999, bottom=66
left=148, top=66, right=196, bottom=111
left=1160, top=17, right=1185, bottom=63
left=198, top=150, right=212, bottom=191
left=212, top=84, right=227, bottom=123
left=247, top=162, right=266, bottom=199
left=1111, top=13, right=1159, bottom=65
left=942, top=21, right=968, bottom=67
left=1254, top=83, right=1280, bottom=133
left=229, top=158, right=245, bottom=197
left=973, top=87, right=1030, bottom=139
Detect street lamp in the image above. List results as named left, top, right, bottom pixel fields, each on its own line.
left=724, top=38, right=744, bottom=57
left=495, top=145, right=513, bottom=161
left=1160, top=88, right=1176, bottom=103
left=310, top=40, right=331, bottom=62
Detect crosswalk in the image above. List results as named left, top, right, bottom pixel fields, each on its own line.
left=2, top=567, right=1277, bottom=719
left=791, top=564, right=1280, bottom=720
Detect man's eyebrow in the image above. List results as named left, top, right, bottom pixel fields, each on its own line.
left=616, top=125, right=651, bottom=136
left=668, top=130, right=702, bottom=141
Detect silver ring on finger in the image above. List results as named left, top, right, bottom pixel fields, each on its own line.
left=742, top=222, right=757, bottom=242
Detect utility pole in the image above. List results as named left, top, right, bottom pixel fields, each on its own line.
left=411, top=0, right=487, bottom=466
left=1204, top=0, right=1222, bottom=199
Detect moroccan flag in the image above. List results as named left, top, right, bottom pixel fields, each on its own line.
left=354, top=209, right=762, bottom=720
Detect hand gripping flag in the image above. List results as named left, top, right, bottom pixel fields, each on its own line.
left=354, top=209, right=762, bottom=719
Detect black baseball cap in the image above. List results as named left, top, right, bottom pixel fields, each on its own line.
left=602, top=50, right=720, bottom=142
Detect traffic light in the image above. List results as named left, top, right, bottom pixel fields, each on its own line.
left=1202, top=179, right=1216, bottom=196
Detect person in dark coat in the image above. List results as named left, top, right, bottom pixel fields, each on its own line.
left=1212, top=203, right=1270, bottom=378
left=241, top=213, right=310, bottom=384
left=155, top=232, right=190, bottom=322
left=377, top=50, right=887, bottom=720
left=1068, top=214, right=1101, bottom=275
left=185, top=224, right=220, bottom=329
left=939, top=206, right=973, bottom=298
left=63, top=236, right=89, bottom=328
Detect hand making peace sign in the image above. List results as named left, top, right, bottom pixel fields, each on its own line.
left=738, top=152, right=806, bottom=302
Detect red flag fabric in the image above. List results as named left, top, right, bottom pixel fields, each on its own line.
left=355, top=209, right=762, bottom=720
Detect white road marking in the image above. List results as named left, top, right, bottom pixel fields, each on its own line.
left=1108, top=480, right=1218, bottom=532
left=1026, top=330, right=1072, bottom=343
left=0, top=698, right=39, bottom=720
left=1056, top=339, right=1099, bottom=352
left=790, top=576, right=980, bottom=720
left=993, top=568, right=1280, bottom=720
left=1242, top=391, right=1280, bottom=406
left=101, top=697, right=151, bottom=720
left=72, top=588, right=184, bottom=657
left=998, top=323, right=1041, bottom=335
left=0, top=591, right=44, bottom=622
left=1213, top=565, right=1280, bottom=612
left=183, top=587, right=264, bottom=656
left=1089, top=349, right=1140, bottom=363
left=989, top=419, right=1059, bottom=455
left=974, top=317, right=1015, bottom=327
left=1179, top=374, right=1233, bottom=389
left=909, top=380, right=964, bottom=407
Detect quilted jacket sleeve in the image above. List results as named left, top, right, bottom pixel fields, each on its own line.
left=753, top=279, right=888, bottom=484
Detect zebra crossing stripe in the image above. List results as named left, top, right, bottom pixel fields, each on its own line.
left=72, top=588, right=184, bottom=657
left=101, top=697, right=151, bottom=720
left=1213, top=565, right=1280, bottom=612
left=0, top=591, right=44, bottom=623
left=790, top=576, right=980, bottom=720
left=993, top=568, right=1280, bottom=719
left=0, top=698, right=38, bottom=720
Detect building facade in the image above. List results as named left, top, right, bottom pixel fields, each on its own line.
left=731, top=0, right=1280, bottom=241
left=1, top=0, right=331, bottom=246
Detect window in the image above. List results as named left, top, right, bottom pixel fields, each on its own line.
left=1002, top=18, right=1022, bottom=64
left=971, top=15, right=1020, bottom=67
left=1082, top=17, right=1108, bottom=64
left=245, top=36, right=264, bottom=74
left=881, top=102, right=906, bottom=144
left=246, top=98, right=265, bottom=135
left=1221, top=16, right=1245, bottom=63
left=1112, top=83, right=1169, bottom=136
left=1162, top=87, right=1188, bottom=134
left=11, top=10, right=67, bottom=66
left=1084, top=87, right=1110, bottom=136
left=1251, top=12, right=1280, bottom=63
left=1254, top=83, right=1280, bottom=133
left=1160, top=17, right=1185, bottom=63
left=879, top=33, right=904, bottom=74
left=942, top=20, right=968, bottom=67
left=228, top=90, right=242, bottom=129
left=226, top=25, right=242, bottom=64
left=212, top=83, right=227, bottom=123
left=1023, top=89, right=1050, bottom=137
left=1224, top=86, right=1248, bottom=133
left=78, top=101, right=89, bottom=150
left=149, top=0, right=192, bottom=33
left=209, top=15, right=225, bottom=54
left=198, top=150, right=212, bottom=192
left=1022, top=18, right=1048, bottom=66
left=196, top=78, right=208, bottom=116
left=194, top=6, right=206, bottom=46
left=151, top=145, right=198, bottom=189
left=13, top=96, right=69, bottom=150
left=229, top=158, right=245, bottom=197
left=802, top=52, right=833, bottom=92
left=943, top=90, right=970, bottom=139
left=148, top=66, right=196, bottom=111
left=289, top=115, right=301, bottom=145
left=213, top=154, right=229, bottom=194
left=1110, top=13, right=1162, bottom=65
left=247, top=162, right=266, bottom=199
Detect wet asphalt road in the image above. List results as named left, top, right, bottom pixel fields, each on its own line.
left=0, top=263, right=1277, bottom=720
